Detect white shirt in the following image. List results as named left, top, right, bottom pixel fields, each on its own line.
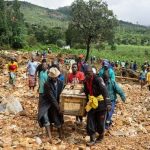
left=27, top=61, right=38, bottom=75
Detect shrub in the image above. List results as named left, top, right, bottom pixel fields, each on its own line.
left=27, top=35, right=37, bottom=46
left=73, top=43, right=86, bottom=49
left=56, top=39, right=66, bottom=47
left=11, top=36, right=25, bottom=49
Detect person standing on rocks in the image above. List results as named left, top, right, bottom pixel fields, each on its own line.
left=146, top=68, right=150, bottom=91
left=38, top=67, right=64, bottom=143
left=35, top=59, right=50, bottom=91
left=99, top=61, right=115, bottom=81
left=102, top=70, right=126, bottom=129
left=67, top=63, right=85, bottom=124
left=27, top=55, right=38, bottom=91
left=36, top=59, right=49, bottom=78
left=139, top=66, right=147, bottom=90
left=84, top=66, right=111, bottom=146
left=38, top=62, right=48, bottom=102
left=8, top=57, right=18, bottom=89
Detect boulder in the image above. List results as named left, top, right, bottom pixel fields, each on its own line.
left=4, top=97, right=23, bottom=114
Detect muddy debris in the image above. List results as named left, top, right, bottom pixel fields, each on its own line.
left=0, top=51, right=150, bottom=150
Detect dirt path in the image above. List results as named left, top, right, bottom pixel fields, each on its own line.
left=0, top=52, right=150, bottom=150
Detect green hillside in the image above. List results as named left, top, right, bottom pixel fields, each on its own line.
left=6, top=1, right=69, bottom=28
left=7, top=1, right=149, bottom=30
left=3, top=1, right=150, bottom=48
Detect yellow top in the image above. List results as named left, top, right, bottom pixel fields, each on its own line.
left=8, top=62, right=18, bottom=72
left=85, top=95, right=104, bottom=112
left=146, top=72, right=150, bottom=84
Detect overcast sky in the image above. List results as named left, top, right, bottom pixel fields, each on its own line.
left=20, top=0, right=150, bottom=26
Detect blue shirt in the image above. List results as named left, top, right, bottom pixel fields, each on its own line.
left=106, top=80, right=126, bottom=102
left=99, top=67, right=115, bottom=81
left=39, top=70, right=48, bottom=93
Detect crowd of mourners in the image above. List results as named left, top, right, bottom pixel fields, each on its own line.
left=6, top=49, right=150, bottom=146
left=99, top=59, right=150, bottom=90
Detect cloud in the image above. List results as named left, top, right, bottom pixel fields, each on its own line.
left=20, top=0, right=150, bottom=26
left=105, top=0, right=150, bottom=25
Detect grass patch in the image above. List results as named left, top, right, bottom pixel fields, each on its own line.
left=20, top=44, right=150, bottom=65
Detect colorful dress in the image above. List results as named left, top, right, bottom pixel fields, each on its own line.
left=27, top=61, right=38, bottom=87
left=8, top=62, right=18, bottom=85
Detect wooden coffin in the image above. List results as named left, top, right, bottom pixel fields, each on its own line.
left=60, top=84, right=86, bottom=116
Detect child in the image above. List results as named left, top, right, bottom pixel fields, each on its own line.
left=8, top=57, right=18, bottom=89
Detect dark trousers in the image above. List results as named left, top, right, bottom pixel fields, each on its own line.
left=87, top=109, right=106, bottom=136
left=148, top=85, right=150, bottom=91
left=106, top=101, right=116, bottom=123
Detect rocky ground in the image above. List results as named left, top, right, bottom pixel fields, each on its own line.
left=0, top=51, right=150, bottom=150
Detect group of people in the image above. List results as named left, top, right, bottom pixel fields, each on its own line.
left=7, top=53, right=150, bottom=146
left=97, top=59, right=150, bottom=90
left=17, top=53, right=126, bottom=146
left=6, top=53, right=127, bottom=146
left=7, top=53, right=134, bottom=146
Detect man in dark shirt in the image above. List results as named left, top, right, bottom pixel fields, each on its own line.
left=38, top=67, right=64, bottom=143
left=36, top=59, right=48, bottom=77
left=84, top=66, right=111, bottom=146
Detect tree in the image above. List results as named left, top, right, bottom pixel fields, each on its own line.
left=10, top=0, right=26, bottom=48
left=0, top=0, right=8, bottom=46
left=47, top=28, right=64, bottom=44
left=70, top=0, right=117, bottom=61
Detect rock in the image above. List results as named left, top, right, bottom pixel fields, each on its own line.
left=35, top=137, right=42, bottom=145
left=115, top=120, right=123, bottom=126
left=110, top=130, right=125, bottom=136
left=84, top=136, right=90, bottom=142
left=5, top=97, right=23, bottom=114
left=78, top=145, right=86, bottom=150
left=12, top=140, right=19, bottom=146
left=145, top=126, right=150, bottom=132
left=138, top=124, right=148, bottom=133
left=128, top=128, right=137, bottom=137
left=58, top=144, right=66, bottom=150
left=21, top=73, right=28, bottom=79
left=85, top=147, right=90, bottom=150
left=0, top=103, right=6, bottom=112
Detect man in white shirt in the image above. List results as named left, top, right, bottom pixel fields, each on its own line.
left=27, top=55, right=39, bottom=90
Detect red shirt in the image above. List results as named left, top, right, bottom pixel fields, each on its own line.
left=68, top=71, right=85, bottom=84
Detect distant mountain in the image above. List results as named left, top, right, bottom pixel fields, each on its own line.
left=5, top=1, right=150, bottom=31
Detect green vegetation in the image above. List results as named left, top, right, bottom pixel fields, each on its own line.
left=67, top=0, right=117, bottom=61
left=20, top=2, right=69, bottom=28
left=0, top=0, right=26, bottom=49
left=59, top=45, right=150, bottom=65
left=0, top=1, right=150, bottom=64
left=22, top=44, right=150, bottom=65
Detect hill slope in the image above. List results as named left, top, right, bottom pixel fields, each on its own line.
left=6, top=1, right=69, bottom=28
left=6, top=1, right=150, bottom=30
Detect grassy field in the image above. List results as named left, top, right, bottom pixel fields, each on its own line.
left=58, top=45, right=150, bottom=65
left=22, top=44, right=150, bottom=65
